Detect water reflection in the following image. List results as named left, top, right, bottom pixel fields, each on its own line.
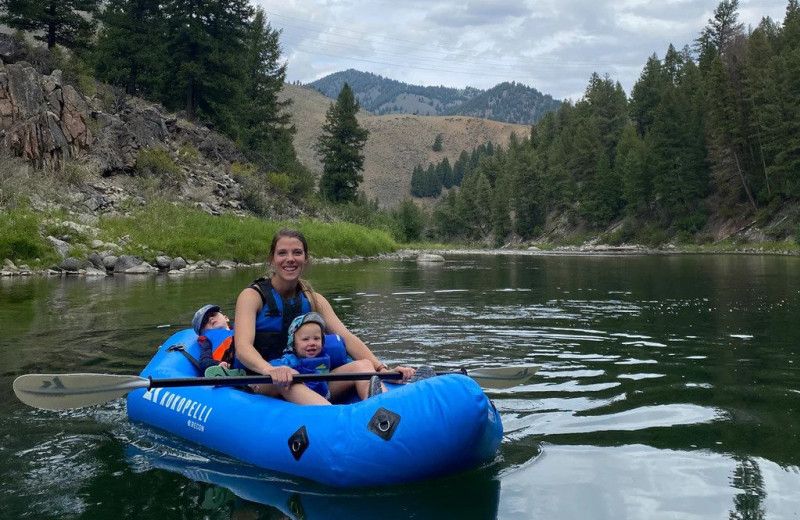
left=125, top=433, right=501, bottom=520
left=729, top=456, right=765, bottom=520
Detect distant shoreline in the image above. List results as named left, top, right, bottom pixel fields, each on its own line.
left=414, top=245, right=800, bottom=257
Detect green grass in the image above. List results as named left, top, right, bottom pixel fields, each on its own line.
left=1, top=202, right=397, bottom=267
left=0, top=210, right=60, bottom=266
left=95, top=201, right=396, bottom=262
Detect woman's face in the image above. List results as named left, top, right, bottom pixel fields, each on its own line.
left=270, top=236, right=307, bottom=282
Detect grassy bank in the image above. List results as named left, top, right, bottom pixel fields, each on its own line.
left=1, top=202, right=397, bottom=268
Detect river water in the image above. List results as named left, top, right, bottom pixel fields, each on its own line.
left=1, top=253, right=799, bottom=519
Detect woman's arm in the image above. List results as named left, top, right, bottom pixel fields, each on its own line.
left=313, top=293, right=415, bottom=380
left=233, top=289, right=286, bottom=376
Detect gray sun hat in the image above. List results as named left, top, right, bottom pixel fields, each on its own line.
left=192, top=304, right=220, bottom=335
left=286, top=312, right=326, bottom=352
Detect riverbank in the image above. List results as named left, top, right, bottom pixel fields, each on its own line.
left=0, top=201, right=398, bottom=277
left=4, top=198, right=800, bottom=279
left=6, top=241, right=800, bottom=279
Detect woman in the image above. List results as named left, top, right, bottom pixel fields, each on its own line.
left=234, top=229, right=415, bottom=405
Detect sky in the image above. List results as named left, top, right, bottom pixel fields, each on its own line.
left=256, top=0, right=790, bottom=101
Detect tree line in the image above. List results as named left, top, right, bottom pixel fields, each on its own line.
left=418, top=0, right=800, bottom=245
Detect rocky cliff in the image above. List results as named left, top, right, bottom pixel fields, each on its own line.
left=0, top=34, right=255, bottom=219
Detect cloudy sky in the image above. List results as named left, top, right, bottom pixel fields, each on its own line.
left=255, top=0, right=789, bottom=101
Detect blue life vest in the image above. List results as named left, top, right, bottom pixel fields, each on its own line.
left=248, top=278, right=312, bottom=362
left=273, top=353, right=331, bottom=398
left=267, top=336, right=348, bottom=399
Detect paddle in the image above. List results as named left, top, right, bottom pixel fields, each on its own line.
left=13, top=365, right=540, bottom=410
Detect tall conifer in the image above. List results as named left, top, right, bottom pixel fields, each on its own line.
left=316, top=83, right=369, bottom=203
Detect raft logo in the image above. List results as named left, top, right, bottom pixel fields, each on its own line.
left=141, top=388, right=213, bottom=426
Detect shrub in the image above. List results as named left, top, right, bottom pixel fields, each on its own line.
left=230, top=161, right=258, bottom=179
left=136, top=148, right=184, bottom=191
left=177, top=144, right=200, bottom=165
left=392, top=199, right=425, bottom=243
left=267, top=172, right=291, bottom=195
left=636, top=224, right=669, bottom=247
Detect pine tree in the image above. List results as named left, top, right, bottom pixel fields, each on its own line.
left=700, top=0, right=744, bottom=57
left=238, top=8, right=298, bottom=174
left=511, top=147, right=546, bottom=239
left=706, top=54, right=758, bottom=212
left=647, top=81, right=709, bottom=222
left=0, top=0, right=100, bottom=50
left=432, top=133, right=443, bottom=151
left=425, top=163, right=441, bottom=197
left=317, top=83, right=369, bottom=203
left=742, top=21, right=779, bottom=200
left=440, top=157, right=454, bottom=189
left=410, top=164, right=425, bottom=197
left=452, top=151, right=469, bottom=186
left=616, top=125, right=651, bottom=217
left=433, top=191, right=465, bottom=240
left=93, top=0, right=167, bottom=97
left=162, top=0, right=253, bottom=122
left=630, top=54, right=667, bottom=136
left=764, top=0, right=800, bottom=198
left=583, top=72, right=629, bottom=162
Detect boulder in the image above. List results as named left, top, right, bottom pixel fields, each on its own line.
left=59, top=257, right=84, bottom=272
left=123, top=262, right=156, bottom=274
left=169, top=257, right=187, bottom=270
left=84, top=266, right=107, bottom=276
left=86, top=252, right=105, bottom=269
left=113, top=254, right=142, bottom=272
left=155, top=255, right=172, bottom=269
left=103, top=255, right=118, bottom=270
left=47, top=236, right=71, bottom=258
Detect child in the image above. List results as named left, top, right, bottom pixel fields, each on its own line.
left=192, top=304, right=239, bottom=375
left=272, top=312, right=385, bottom=400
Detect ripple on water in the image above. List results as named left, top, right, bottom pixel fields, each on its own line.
left=617, top=373, right=666, bottom=380
left=508, top=404, right=721, bottom=438
left=615, top=358, right=659, bottom=365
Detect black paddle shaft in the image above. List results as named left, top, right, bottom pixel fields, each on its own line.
left=148, top=371, right=406, bottom=389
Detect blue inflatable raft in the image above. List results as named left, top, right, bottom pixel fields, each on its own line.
left=126, top=329, right=504, bottom=488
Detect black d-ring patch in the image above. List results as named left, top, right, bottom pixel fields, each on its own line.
left=368, top=407, right=401, bottom=441
left=288, top=425, right=309, bottom=461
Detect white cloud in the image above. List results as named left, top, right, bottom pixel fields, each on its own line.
left=258, top=0, right=790, bottom=101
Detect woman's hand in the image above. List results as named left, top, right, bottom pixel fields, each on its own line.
left=266, top=365, right=295, bottom=388
left=381, top=365, right=416, bottom=382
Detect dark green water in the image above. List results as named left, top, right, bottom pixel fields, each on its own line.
left=2, top=253, right=799, bottom=519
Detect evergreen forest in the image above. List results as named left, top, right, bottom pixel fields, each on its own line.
left=414, top=0, right=800, bottom=246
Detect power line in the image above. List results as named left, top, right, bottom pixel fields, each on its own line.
left=265, top=9, right=627, bottom=73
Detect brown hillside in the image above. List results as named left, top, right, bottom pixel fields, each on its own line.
left=280, top=83, right=530, bottom=207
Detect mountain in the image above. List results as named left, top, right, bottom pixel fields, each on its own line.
left=308, top=69, right=561, bottom=125
left=279, top=83, right=530, bottom=207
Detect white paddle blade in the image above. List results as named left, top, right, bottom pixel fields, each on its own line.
left=13, top=373, right=149, bottom=410
left=466, top=365, right=541, bottom=389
